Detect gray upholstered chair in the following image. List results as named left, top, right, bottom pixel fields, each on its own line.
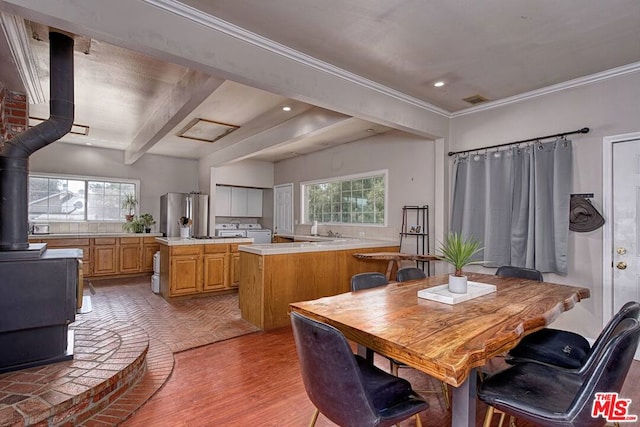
left=495, top=265, right=544, bottom=282
left=396, top=267, right=426, bottom=282
left=290, top=311, right=428, bottom=427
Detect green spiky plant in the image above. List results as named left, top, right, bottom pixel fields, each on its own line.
left=436, top=232, right=484, bottom=277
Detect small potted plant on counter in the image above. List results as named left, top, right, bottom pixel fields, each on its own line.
left=436, top=231, right=484, bottom=294
left=122, top=216, right=144, bottom=233
left=122, top=193, right=138, bottom=222
left=139, top=213, right=155, bottom=233
left=179, top=216, right=192, bottom=238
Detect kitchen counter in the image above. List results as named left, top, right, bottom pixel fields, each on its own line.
left=239, top=237, right=399, bottom=255
left=156, top=237, right=253, bottom=246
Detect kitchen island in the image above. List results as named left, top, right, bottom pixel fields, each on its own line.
left=238, top=237, right=400, bottom=330
left=156, top=237, right=253, bottom=300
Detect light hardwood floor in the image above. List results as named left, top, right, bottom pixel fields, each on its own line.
left=122, top=326, right=640, bottom=427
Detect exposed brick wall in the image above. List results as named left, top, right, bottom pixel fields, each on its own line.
left=0, top=86, right=29, bottom=150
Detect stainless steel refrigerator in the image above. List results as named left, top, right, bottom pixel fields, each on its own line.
left=160, top=192, right=209, bottom=238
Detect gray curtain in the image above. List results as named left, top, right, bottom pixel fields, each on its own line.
left=451, top=139, right=572, bottom=274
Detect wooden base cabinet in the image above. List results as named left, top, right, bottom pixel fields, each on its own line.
left=160, top=242, right=240, bottom=299
left=93, top=238, right=118, bottom=276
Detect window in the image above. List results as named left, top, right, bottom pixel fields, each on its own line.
left=302, top=170, right=387, bottom=225
left=28, top=174, right=139, bottom=222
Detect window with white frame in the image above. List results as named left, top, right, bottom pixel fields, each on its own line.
left=302, top=170, right=387, bottom=225
left=28, top=174, right=139, bottom=221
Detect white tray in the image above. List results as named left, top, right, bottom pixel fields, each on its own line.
left=417, top=281, right=497, bottom=305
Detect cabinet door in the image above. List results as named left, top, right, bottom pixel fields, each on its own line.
left=203, top=253, right=227, bottom=291
left=230, top=187, right=248, bottom=217
left=170, top=255, right=202, bottom=296
left=93, top=245, right=118, bottom=275
left=120, top=244, right=142, bottom=273
left=229, top=252, right=240, bottom=288
left=215, top=185, right=232, bottom=216
left=142, top=243, right=160, bottom=272
left=247, top=188, right=263, bottom=217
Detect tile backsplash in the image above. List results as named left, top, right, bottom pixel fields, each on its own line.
left=44, top=222, right=129, bottom=234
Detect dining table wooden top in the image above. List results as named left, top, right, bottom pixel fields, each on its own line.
left=289, top=272, right=590, bottom=388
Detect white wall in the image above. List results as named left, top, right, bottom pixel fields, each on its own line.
left=448, top=71, right=640, bottom=339
left=30, top=143, right=199, bottom=226
left=274, top=130, right=436, bottom=244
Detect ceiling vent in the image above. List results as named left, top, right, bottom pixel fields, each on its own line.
left=462, top=94, right=490, bottom=105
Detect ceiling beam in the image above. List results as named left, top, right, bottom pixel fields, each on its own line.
left=201, top=107, right=351, bottom=166
left=123, top=70, right=224, bottom=165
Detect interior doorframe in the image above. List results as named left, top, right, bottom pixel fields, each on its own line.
left=602, top=131, right=640, bottom=328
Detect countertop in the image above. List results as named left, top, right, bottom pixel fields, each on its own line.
left=239, top=237, right=399, bottom=255
left=30, top=232, right=163, bottom=239
left=156, top=237, right=254, bottom=246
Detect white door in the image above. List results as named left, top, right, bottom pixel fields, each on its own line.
left=274, top=183, right=294, bottom=234
left=607, top=134, right=640, bottom=359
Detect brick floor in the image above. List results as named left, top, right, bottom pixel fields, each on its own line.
left=0, top=276, right=260, bottom=426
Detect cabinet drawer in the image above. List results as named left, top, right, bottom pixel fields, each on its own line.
left=45, top=238, right=91, bottom=247
left=204, top=244, right=228, bottom=254
left=94, top=237, right=117, bottom=245
left=119, top=237, right=142, bottom=245
left=143, top=236, right=158, bottom=244
left=171, top=245, right=203, bottom=256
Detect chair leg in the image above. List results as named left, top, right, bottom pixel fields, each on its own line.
left=508, top=415, right=516, bottom=427
left=415, top=413, right=422, bottom=427
left=391, top=360, right=399, bottom=376
left=483, top=406, right=495, bottom=427
left=308, top=407, right=319, bottom=427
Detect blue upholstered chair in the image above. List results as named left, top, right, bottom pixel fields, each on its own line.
left=290, top=311, right=428, bottom=427
left=479, top=318, right=640, bottom=427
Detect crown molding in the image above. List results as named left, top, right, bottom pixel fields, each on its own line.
left=0, top=13, right=45, bottom=104
left=451, top=61, right=640, bottom=118
left=144, top=0, right=450, bottom=118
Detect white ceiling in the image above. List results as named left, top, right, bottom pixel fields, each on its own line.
left=1, top=0, right=639, bottom=164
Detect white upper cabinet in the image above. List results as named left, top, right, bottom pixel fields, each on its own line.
left=216, top=185, right=263, bottom=217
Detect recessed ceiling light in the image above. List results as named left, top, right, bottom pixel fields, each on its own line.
left=282, top=106, right=292, bottom=112
left=366, top=128, right=375, bottom=132
left=85, top=142, right=92, bottom=146
left=434, top=81, right=445, bottom=87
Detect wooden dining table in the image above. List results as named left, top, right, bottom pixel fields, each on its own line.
left=289, top=272, right=590, bottom=427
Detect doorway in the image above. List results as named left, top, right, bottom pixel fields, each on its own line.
left=273, top=183, right=294, bottom=235
left=603, top=132, right=640, bottom=359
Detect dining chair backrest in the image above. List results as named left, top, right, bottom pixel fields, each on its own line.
left=577, top=301, right=640, bottom=375
left=564, top=317, right=640, bottom=425
left=351, top=272, right=389, bottom=291
left=290, top=311, right=380, bottom=426
left=495, top=265, right=543, bottom=282
left=396, top=267, right=426, bottom=282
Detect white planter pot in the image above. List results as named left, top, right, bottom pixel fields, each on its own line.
left=180, top=227, right=190, bottom=238
left=448, top=274, right=468, bottom=294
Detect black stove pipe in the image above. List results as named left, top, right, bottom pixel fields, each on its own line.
left=0, top=31, right=74, bottom=251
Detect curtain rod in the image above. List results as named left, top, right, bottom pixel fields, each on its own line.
left=447, top=127, right=590, bottom=157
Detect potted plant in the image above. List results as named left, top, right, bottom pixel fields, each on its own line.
left=122, top=217, right=144, bottom=233
left=139, top=213, right=155, bottom=233
left=122, top=193, right=138, bottom=222
left=436, top=231, right=484, bottom=293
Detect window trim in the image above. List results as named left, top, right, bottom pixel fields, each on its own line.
left=28, top=172, right=140, bottom=222
left=300, top=169, right=388, bottom=227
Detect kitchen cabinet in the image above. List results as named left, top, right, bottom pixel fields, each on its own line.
left=142, top=237, right=160, bottom=272
left=229, top=244, right=240, bottom=288
left=119, top=237, right=142, bottom=274
left=93, top=238, right=118, bottom=276
left=159, top=241, right=247, bottom=299
left=168, top=245, right=203, bottom=296
left=215, top=185, right=263, bottom=217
